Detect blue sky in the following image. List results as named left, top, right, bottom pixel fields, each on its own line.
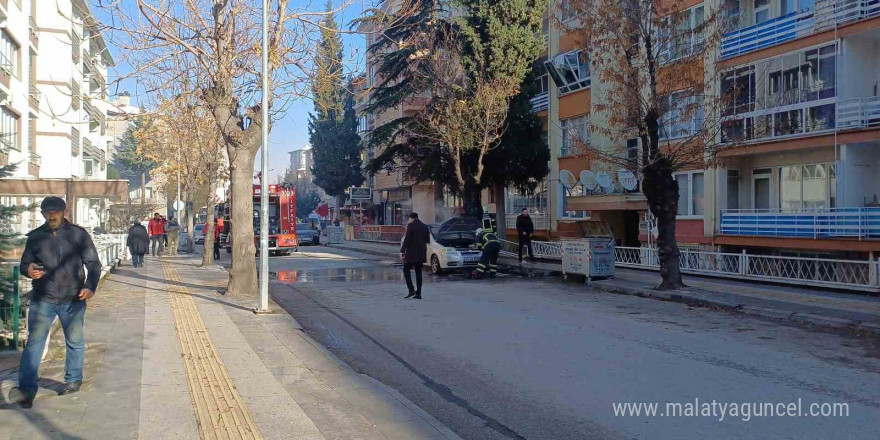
left=96, top=0, right=368, bottom=184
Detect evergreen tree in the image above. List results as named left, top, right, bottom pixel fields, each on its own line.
left=0, top=138, right=24, bottom=255
left=360, top=0, right=549, bottom=215
left=310, top=5, right=363, bottom=204
left=113, top=117, right=156, bottom=195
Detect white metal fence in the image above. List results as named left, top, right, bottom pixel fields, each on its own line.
left=499, top=238, right=879, bottom=292
left=615, top=246, right=880, bottom=292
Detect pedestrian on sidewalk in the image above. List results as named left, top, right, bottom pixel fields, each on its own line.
left=165, top=215, right=180, bottom=255
left=516, top=208, right=535, bottom=263
left=400, top=212, right=430, bottom=299
left=213, top=219, right=221, bottom=260
left=148, top=213, right=165, bottom=256
left=127, top=217, right=149, bottom=267
left=12, top=196, right=100, bottom=409
left=161, top=215, right=169, bottom=248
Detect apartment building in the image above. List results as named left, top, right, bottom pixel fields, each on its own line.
left=0, top=0, right=125, bottom=236
left=529, top=0, right=880, bottom=259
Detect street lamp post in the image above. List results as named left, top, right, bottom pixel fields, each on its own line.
left=257, top=0, right=270, bottom=313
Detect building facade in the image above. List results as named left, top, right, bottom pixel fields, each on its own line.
left=0, top=0, right=126, bottom=236
left=533, top=0, right=880, bottom=259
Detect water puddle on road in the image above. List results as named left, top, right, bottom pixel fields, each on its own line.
left=270, top=266, right=473, bottom=284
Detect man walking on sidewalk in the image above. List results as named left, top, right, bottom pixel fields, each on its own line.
left=400, top=212, right=430, bottom=299
left=165, top=215, right=180, bottom=255
left=516, top=208, right=535, bottom=263
left=12, top=197, right=100, bottom=409
left=148, top=213, right=165, bottom=256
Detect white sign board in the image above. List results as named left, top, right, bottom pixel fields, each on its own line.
left=350, top=187, right=372, bottom=200
left=173, top=200, right=185, bottom=211
left=562, top=240, right=591, bottom=277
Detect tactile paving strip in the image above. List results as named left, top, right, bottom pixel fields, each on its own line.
left=161, top=261, right=263, bottom=440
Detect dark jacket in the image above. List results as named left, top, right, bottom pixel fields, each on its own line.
left=127, top=223, right=150, bottom=255
left=516, top=214, right=534, bottom=236
left=400, top=219, right=431, bottom=264
left=20, top=220, right=101, bottom=303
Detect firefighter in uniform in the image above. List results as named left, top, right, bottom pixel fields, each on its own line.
left=472, top=227, right=501, bottom=279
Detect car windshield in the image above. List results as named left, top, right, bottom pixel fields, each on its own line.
left=195, top=225, right=204, bottom=232
left=296, top=223, right=312, bottom=231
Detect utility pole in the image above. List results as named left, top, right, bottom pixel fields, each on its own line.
left=176, top=140, right=181, bottom=223
left=257, top=0, right=270, bottom=313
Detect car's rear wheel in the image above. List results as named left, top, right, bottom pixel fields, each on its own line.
left=431, top=255, right=444, bottom=275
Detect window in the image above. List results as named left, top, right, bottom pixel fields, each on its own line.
left=754, top=0, right=770, bottom=24
left=84, top=159, right=94, bottom=177
left=779, top=163, right=836, bottom=211
left=659, top=5, right=705, bottom=63
left=544, top=50, right=590, bottom=95
left=561, top=115, right=589, bottom=157
left=727, top=169, right=740, bottom=210
left=536, top=74, right=550, bottom=95
left=626, top=138, right=640, bottom=171
left=507, top=181, right=548, bottom=216
left=660, top=90, right=703, bottom=139
left=721, top=66, right=755, bottom=116
left=357, top=115, right=368, bottom=133
left=767, top=44, right=836, bottom=107
left=560, top=0, right=578, bottom=22
left=674, top=171, right=704, bottom=217
left=0, top=31, right=19, bottom=77
left=1, top=108, right=20, bottom=151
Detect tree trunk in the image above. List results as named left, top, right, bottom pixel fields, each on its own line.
left=493, top=182, right=506, bottom=239
left=141, top=172, right=146, bottom=203
left=201, top=194, right=216, bottom=267
left=641, top=158, right=685, bottom=290
left=184, top=198, right=195, bottom=253
left=226, top=150, right=258, bottom=296
left=462, top=182, right=483, bottom=218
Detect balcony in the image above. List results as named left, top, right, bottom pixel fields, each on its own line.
left=28, top=85, right=41, bottom=109
left=719, top=207, right=880, bottom=239
left=28, top=153, right=40, bottom=177
left=530, top=93, right=548, bottom=113
left=721, top=0, right=880, bottom=60
left=837, top=96, right=880, bottom=129
left=29, top=16, right=38, bottom=47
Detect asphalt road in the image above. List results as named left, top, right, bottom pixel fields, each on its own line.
left=266, top=246, right=880, bottom=440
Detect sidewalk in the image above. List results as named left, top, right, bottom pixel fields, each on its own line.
left=327, top=240, right=880, bottom=335
left=0, top=253, right=462, bottom=440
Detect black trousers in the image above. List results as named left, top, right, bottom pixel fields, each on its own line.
left=403, top=263, right=423, bottom=294
left=213, top=241, right=221, bottom=259
left=477, top=242, right=501, bottom=274
left=518, top=234, right=534, bottom=261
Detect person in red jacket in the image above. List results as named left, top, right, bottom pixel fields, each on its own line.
left=148, top=213, right=166, bottom=256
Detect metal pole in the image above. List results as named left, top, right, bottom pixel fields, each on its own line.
left=177, top=141, right=181, bottom=224
left=258, top=0, right=270, bottom=313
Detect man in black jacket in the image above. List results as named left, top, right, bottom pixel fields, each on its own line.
left=400, top=212, right=431, bottom=299
left=12, top=197, right=101, bottom=409
left=516, top=208, right=535, bottom=263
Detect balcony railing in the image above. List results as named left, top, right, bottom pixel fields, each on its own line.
left=837, top=96, right=880, bottom=129
left=721, top=9, right=816, bottom=60
left=721, top=0, right=880, bottom=60
left=530, top=92, right=548, bottom=113
left=28, top=85, right=41, bottom=109
left=719, top=207, right=880, bottom=239
left=29, top=16, right=38, bottom=47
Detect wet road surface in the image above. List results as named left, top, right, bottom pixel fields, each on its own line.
left=266, top=248, right=880, bottom=440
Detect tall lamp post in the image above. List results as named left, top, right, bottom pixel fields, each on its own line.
left=257, top=0, right=270, bottom=313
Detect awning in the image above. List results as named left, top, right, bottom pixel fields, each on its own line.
left=0, top=178, right=128, bottom=200
left=565, top=195, right=648, bottom=211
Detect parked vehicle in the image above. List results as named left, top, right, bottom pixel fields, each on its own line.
left=194, top=224, right=205, bottom=245
left=401, top=217, right=483, bottom=275
left=296, top=223, right=320, bottom=246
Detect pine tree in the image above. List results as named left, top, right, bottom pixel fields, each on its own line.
left=0, top=139, right=24, bottom=256
left=113, top=117, right=156, bottom=198
left=360, top=0, right=549, bottom=215
left=309, top=5, right=363, bottom=205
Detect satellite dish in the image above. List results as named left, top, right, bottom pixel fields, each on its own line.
left=596, top=171, right=613, bottom=188
left=580, top=170, right=597, bottom=188
left=560, top=170, right=577, bottom=189
left=618, top=170, right=638, bottom=191
left=602, top=183, right=617, bottom=194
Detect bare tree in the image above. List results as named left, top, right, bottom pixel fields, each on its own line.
left=98, top=0, right=345, bottom=294
left=559, top=0, right=728, bottom=289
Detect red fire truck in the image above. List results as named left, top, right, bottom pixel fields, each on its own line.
left=220, top=184, right=298, bottom=256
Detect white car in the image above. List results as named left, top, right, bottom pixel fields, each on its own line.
left=403, top=225, right=482, bottom=275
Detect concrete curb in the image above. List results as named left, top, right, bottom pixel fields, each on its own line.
left=590, top=281, right=880, bottom=337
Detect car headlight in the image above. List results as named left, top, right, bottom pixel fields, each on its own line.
left=438, top=247, right=456, bottom=254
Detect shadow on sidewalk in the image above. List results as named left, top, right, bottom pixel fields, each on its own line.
left=112, top=268, right=253, bottom=313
